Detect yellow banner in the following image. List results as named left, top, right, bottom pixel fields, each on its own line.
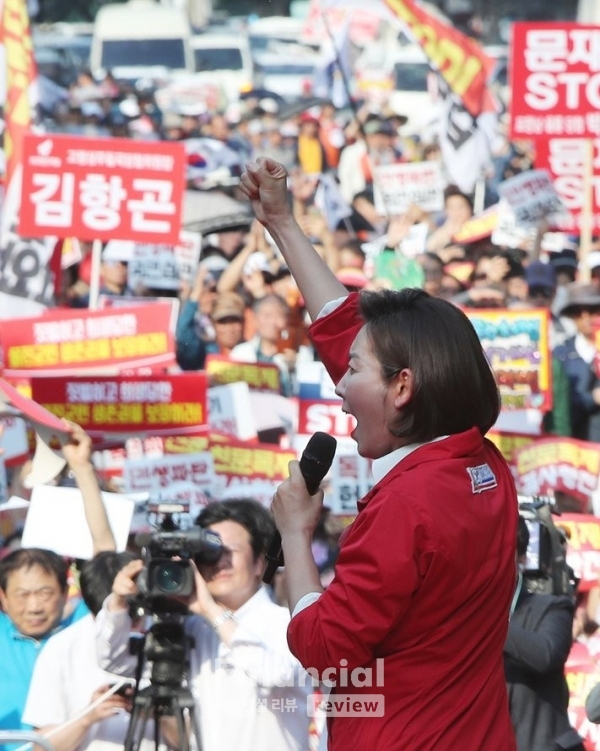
left=1, top=0, right=35, bottom=187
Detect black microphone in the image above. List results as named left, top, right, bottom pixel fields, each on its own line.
left=263, top=431, right=337, bottom=584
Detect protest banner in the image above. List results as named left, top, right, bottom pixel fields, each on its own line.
left=514, top=437, right=600, bottom=505
left=2, top=304, right=176, bottom=376
left=19, top=133, right=186, bottom=245
left=209, top=437, right=297, bottom=508
left=31, top=373, right=207, bottom=437
left=206, top=355, right=282, bottom=393
left=466, top=308, right=552, bottom=411
left=124, top=451, right=218, bottom=517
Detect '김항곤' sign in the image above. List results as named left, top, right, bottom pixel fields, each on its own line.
left=19, top=133, right=186, bottom=244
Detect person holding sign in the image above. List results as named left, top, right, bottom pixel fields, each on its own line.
left=240, top=158, right=519, bottom=751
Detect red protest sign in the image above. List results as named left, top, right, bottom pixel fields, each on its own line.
left=558, top=513, right=600, bottom=592
left=535, top=137, right=600, bottom=235
left=19, top=133, right=186, bottom=244
left=1, top=304, right=175, bottom=376
left=30, top=373, right=207, bottom=437
left=510, top=23, right=600, bottom=140
left=298, top=399, right=356, bottom=438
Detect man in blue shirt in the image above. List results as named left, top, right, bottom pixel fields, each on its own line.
left=0, top=548, right=88, bottom=749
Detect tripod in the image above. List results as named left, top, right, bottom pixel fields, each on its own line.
left=124, top=619, right=202, bottom=751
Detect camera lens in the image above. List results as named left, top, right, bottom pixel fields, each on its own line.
left=155, top=561, right=187, bottom=593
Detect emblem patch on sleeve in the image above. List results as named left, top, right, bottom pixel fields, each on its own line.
left=466, top=463, right=498, bottom=493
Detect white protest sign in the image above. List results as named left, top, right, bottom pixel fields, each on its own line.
left=491, top=199, right=537, bottom=249
left=174, top=231, right=202, bottom=284
left=208, top=382, right=257, bottom=441
left=374, top=161, right=444, bottom=216
left=21, top=485, right=135, bottom=558
left=124, top=452, right=216, bottom=497
left=498, top=170, right=563, bottom=227
left=0, top=415, right=29, bottom=463
left=329, top=450, right=373, bottom=515
left=399, top=222, right=429, bottom=258
left=128, top=242, right=181, bottom=291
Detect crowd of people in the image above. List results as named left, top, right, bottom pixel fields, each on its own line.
left=4, top=16, right=600, bottom=751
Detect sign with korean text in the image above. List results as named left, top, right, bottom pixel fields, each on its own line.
left=514, top=437, right=600, bottom=504
left=497, top=169, right=563, bottom=227
left=19, top=133, right=186, bottom=243
left=206, top=355, right=281, bottom=393
left=467, top=309, right=552, bottom=411
left=30, top=374, right=207, bottom=436
left=557, top=513, right=600, bottom=592
left=209, top=437, right=297, bottom=507
left=127, top=231, right=202, bottom=292
left=510, top=23, right=600, bottom=140
left=124, top=452, right=217, bottom=511
left=535, top=137, right=600, bottom=234
left=373, top=161, right=444, bottom=216
left=565, top=645, right=600, bottom=751
left=299, top=399, right=355, bottom=438
left=1, top=304, right=175, bottom=376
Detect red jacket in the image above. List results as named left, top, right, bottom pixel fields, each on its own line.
left=287, top=293, right=518, bottom=750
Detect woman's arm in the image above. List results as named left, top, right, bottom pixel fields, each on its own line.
left=240, top=158, right=348, bottom=322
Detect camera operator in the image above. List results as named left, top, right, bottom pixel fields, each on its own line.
left=95, top=499, right=311, bottom=751
left=504, top=516, right=584, bottom=751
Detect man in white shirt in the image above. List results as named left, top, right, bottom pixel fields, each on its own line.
left=22, top=551, right=157, bottom=751
left=95, top=499, right=312, bottom=751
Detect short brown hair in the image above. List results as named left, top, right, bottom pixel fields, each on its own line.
left=358, top=288, right=500, bottom=441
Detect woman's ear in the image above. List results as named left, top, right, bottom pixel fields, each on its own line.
left=393, top=368, right=414, bottom=409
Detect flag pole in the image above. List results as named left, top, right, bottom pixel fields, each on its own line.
left=88, top=238, right=103, bottom=310
left=579, top=137, right=594, bottom=283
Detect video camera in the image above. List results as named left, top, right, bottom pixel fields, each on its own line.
left=134, top=502, right=224, bottom=613
left=518, top=494, right=576, bottom=599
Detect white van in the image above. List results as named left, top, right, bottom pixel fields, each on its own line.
left=190, top=33, right=253, bottom=102
left=90, top=0, right=195, bottom=83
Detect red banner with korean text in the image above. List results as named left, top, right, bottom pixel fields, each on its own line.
left=206, top=355, right=282, bottom=393
left=384, top=0, right=494, bottom=117
left=1, top=304, right=175, bottom=376
left=30, top=374, right=207, bottom=437
left=535, top=137, right=600, bottom=235
left=466, top=308, right=552, bottom=412
left=510, top=23, right=600, bottom=141
left=19, top=133, right=186, bottom=244
left=514, top=437, right=600, bottom=506
left=298, top=399, right=355, bottom=438
left=566, top=642, right=600, bottom=751
left=557, top=513, right=600, bottom=593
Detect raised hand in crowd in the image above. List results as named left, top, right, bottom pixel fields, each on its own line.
left=62, top=420, right=115, bottom=555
